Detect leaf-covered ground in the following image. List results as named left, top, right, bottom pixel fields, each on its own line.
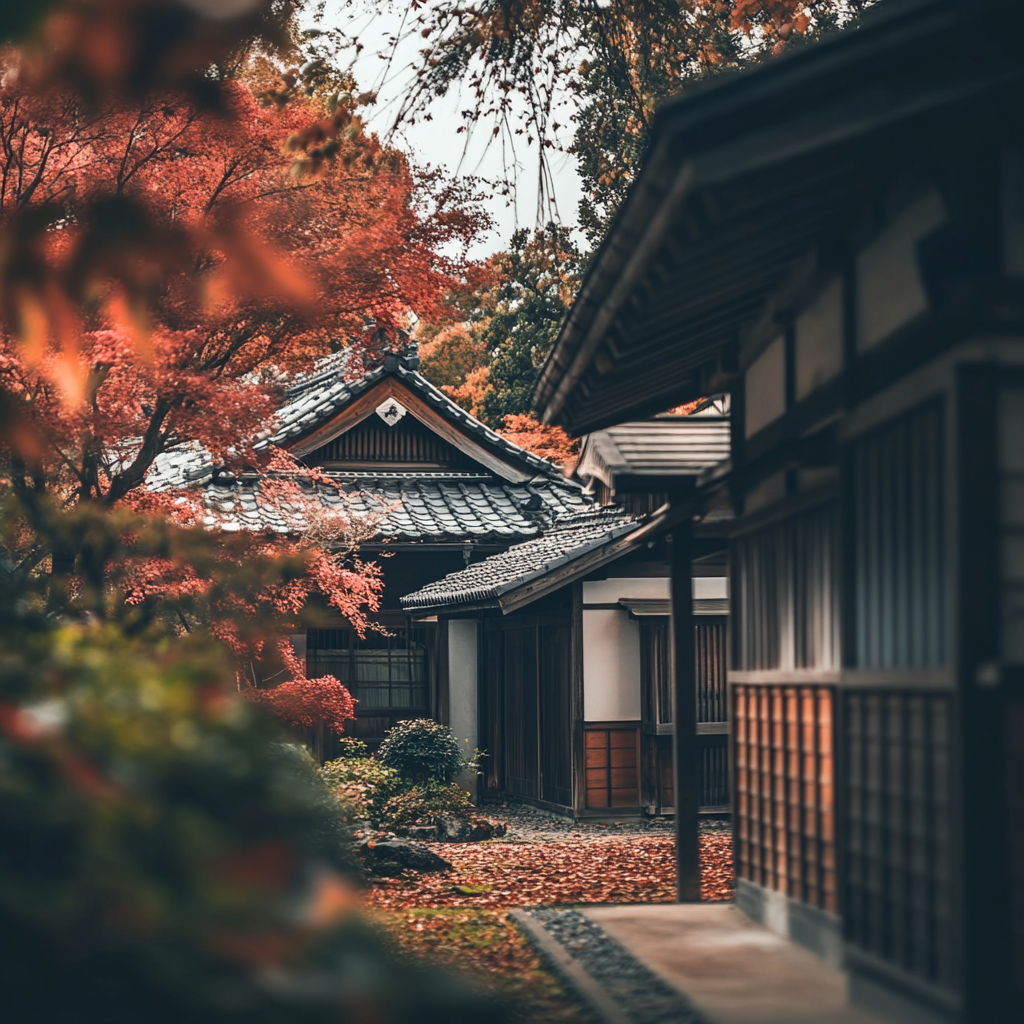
left=364, top=812, right=733, bottom=1022
left=366, top=832, right=733, bottom=910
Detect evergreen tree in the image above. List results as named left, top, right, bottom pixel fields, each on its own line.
left=480, top=224, right=582, bottom=425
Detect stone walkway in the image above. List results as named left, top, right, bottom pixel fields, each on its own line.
left=517, top=902, right=894, bottom=1024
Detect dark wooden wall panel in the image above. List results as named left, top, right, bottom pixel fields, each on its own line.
left=733, top=503, right=839, bottom=671
left=308, top=414, right=476, bottom=468
left=852, top=401, right=945, bottom=669
left=540, top=622, right=573, bottom=807
left=502, top=627, right=539, bottom=799
left=1010, top=694, right=1024, bottom=999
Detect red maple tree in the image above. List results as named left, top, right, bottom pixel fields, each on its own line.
left=0, top=58, right=487, bottom=728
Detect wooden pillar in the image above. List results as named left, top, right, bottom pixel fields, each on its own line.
left=671, top=524, right=700, bottom=901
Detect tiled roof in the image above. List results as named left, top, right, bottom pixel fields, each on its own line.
left=401, top=507, right=641, bottom=610
left=180, top=472, right=591, bottom=541
left=576, top=416, right=731, bottom=491
left=268, top=353, right=557, bottom=479
left=145, top=351, right=589, bottom=542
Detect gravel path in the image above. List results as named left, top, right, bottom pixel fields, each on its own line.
left=487, top=802, right=729, bottom=844
left=521, top=906, right=705, bottom=1024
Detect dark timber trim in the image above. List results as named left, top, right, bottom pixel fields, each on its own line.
left=670, top=525, right=700, bottom=900
left=957, top=365, right=1011, bottom=1019
left=572, top=581, right=586, bottom=816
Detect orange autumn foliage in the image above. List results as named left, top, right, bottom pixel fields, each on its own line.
left=0, top=63, right=486, bottom=723
left=497, top=413, right=579, bottom=471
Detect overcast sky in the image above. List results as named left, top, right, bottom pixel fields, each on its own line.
left=305, top=2, right=584, bottom=255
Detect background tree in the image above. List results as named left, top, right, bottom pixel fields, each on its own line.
left=388, top=0, right=876, bottom=242
left=419, top=223, right=580, bottom=427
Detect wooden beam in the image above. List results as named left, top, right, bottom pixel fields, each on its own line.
left=287, top=377, right=533, bottom=483
left=572, top=582, right=586, bottom=817
left=670, top=525, right=701, bottom=901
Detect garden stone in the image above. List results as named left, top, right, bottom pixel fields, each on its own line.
left=436, top=813, right=508, bottom=842
left=406, top=825, right=439, bottom=841
left=358, top=838, right=452, bottom=875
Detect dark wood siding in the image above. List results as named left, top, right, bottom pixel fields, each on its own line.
left=696, top=618, right=728, bottom=722
left=641, top=618, right=671, bottom=727
left=539, top=622, right=573, bottom=806
left=307, top=413, right=477, bottom=468
left=502, top=626, right=539, bottom=799
left=733, top=684, right=837, bottom=913
left=852, top=401, right=946, bottom=669
left=1010, top=695, right=1024, bottom=1000
left=843, top=690, right=957, bottom=993
left=733, top=502, right=839, bottom=671
left=480, top=612, right=575, bottom=810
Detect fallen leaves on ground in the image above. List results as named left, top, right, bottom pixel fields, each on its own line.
left=364, top=833, right=733, bottom=910
left=372, top=907, right=584, bottom=1022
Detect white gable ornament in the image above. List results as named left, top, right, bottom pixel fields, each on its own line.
left=375, top=397, right=408, bottom=426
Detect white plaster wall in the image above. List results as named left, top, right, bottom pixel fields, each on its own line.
left=857, top=190, right=946, bottom=352
left=795, top=277, right=843, bottom=401
left=745, top=335, right=786, bottom=438
left=447, top=619, right=479, bottom=792
left=583, top=577, right=670, bottom=603
left=583, top=609, right=641, bottom=721
left=693, top=577, right=729, bottom=600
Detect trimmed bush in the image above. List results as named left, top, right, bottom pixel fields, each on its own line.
left=377, top=782, right=473, bottom=831
left=377, top=718, right=473, bottom=784
left=319, top=756, right=402, bottom=823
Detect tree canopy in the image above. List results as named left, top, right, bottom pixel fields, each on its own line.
left=385, top=0, right=875, bottom=241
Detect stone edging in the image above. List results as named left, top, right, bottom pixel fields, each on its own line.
left=510, top=907, right=704, bottom=1024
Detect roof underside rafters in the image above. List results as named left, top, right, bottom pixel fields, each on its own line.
left=533, top=0, right=1018, bottom=435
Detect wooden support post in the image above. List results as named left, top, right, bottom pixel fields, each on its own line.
left=670, top=524, right=701, bottom=902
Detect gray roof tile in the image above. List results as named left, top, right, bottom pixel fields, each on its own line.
left=401, top=507, right=641, bottom=610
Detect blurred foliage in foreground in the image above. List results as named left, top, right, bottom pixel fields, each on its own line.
left=0, top=536, right=504, bottom=1021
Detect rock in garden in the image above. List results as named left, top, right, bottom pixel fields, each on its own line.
left=406, top=825, right=439, bottom=841
left=436, top=813, right=508, bottom=842
left=436, top=813, right=474, bottom=842
left=358, top=838, right=452, bottom=876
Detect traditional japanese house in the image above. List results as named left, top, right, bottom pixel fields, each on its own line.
left=148, top=339, right=590, bottom=752
left=401, top=410, right=731, bottom=818
left=532, top=0, right=1023, bottom=1020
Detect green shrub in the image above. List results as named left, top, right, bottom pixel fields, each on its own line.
left=319, top=756, right=402, bottom=823
left=0, top=620, right=506, bottom=1021
left=378, top=782, right=473, bottom=831
left=334, top=736, right=369, bottom=759
left=377, top=718, right=474, bottom=784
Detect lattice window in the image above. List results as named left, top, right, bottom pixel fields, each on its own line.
left=308, top=627, right=429, bottom=712
left=844, top=690, right=957, bottom=991
left=733, top=684, right=837, bottom=911
left=697, top=618, right=728, bottom=722
left=701, top=746, right=730, bottom=808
